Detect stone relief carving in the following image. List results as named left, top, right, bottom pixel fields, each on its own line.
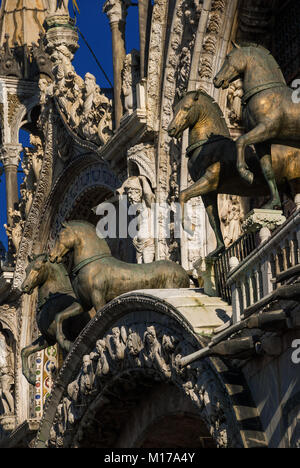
left=220, top=195, right=245, bottom=247
left=226, top=79, right=243, bottom=128
left=4, top=210, right=24, bottom=254
left=0, top=331, right=14, bottom=417
left=46, top=318, right=240, bottom=448
left=20, top=135, right=44, bottom=218
left=40, top=38, right=113, bottom=148
left=155, top=0, right=199, bottom=262
left=118, top=176, right=155, bottom=264
left=198, top=0, right=227, bottom=88
left=122, top=49, right=140, bottom=113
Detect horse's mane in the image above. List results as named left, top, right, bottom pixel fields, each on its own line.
left=234, top=42, right=272, bottom=56
left=186, top=89, right=227, bottom=125
left=64, top=220, right=95, bottom=230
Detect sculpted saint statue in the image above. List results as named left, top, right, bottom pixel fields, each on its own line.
left=118, top=176, right=155, bottom=264
left=47, top=0, right=69, bottom=14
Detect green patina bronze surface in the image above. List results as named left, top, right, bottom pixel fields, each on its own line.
left=168, top=89, right=300, bottom=258
left=214, top=42, right=300, bottom=209
left=49, top=221, right=190, bottom=311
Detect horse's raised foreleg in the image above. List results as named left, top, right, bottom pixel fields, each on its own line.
left=55, top=302, right=85, bottom=352
left=202, top=193, right=225, bottom=258
left=21, top=336, right=50, bottom=385
left=180, top=164, right=220, bottom=236
left=236, top=123, right=274, bottom=185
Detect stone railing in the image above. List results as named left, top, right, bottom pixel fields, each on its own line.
left=227, top=206, right=300, bottom=323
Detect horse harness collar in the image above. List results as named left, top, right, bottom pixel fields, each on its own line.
left=242, top=81, right=286, bottom=106
left=72, top=253, right=112, bottom=277
left=186, top=136, right=230, bottom=158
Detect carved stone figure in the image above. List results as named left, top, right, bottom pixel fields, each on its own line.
left=118, top=176, right=155, bottom=264
left=41, top=39, right=113, bottom=147
left=47, top=0, right=69, bottom=15
left=214, top=42, right=300, bottom=209
left=168, top=89, right=300, bottom=257
left=226, top=79, right=243, bottom=127
left=220, top=195, right=244, bottom=247
left=49, top=220, right=190, bottom=311
left=0, top=333, right=14, bottom=415
left=20, top=135, right=44, bottom=218
left=4, top=209, right=24, bottom=254
left=122, top=49, right=140, bottom=113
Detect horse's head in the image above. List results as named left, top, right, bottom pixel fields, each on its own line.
left=22, top=254, right=49, bottom=295
left=168, top=91, right=203, bottom=138
left=214, top=42, right=247, bottom=89
left=49, top=222, right=76, bottom=263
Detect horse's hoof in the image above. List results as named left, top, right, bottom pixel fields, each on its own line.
left=262, top=200, right=282, bottom=210
left=207, top=246, right=225, bottom=259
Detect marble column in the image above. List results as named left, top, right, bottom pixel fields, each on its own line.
left=0, top=144, right=22, bottom=226
left=103, top=0, right=130, bottom=129
left=138, top=0, right=151, bottom=78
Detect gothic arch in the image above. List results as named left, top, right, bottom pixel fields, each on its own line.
left=35, top=293, right=267, bottom=448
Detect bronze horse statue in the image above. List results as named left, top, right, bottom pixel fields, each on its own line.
left=214, top=42, right=300, bottom=208
left=167, top=89, right=300, bottom=257
left=21, top=254, right=90, bottom=385
left=49, top=220, right=190, bottom=311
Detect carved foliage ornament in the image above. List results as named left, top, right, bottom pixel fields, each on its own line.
left=40, top=36, right=113, bottom=148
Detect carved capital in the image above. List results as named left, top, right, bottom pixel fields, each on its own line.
left=0, top=144, right=23, bottom=168
left=103, top=0, right=130, bottom=24
left=242, top=209, right=286, bottom=233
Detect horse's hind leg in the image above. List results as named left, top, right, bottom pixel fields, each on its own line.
left=202, top=193, right=225, bottom=258
left=236, top=122, right=274, bottom=185
left=21, top=336, right=49, bottom=385
left=56, top=302, right=85, bottom=352
left=256, top=143, right=281, bottom=209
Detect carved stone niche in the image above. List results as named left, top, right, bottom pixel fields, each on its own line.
left=127, top=143, right=156, bottom=190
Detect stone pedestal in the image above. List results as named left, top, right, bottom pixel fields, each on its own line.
left=242, top=209, right=286, bottom=244
left=44, top=14, right=78, bottom=52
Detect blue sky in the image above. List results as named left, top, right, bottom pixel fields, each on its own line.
left=0, top=1, right=140, bottom=250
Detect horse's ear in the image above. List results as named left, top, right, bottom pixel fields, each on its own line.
left=231, top=40, right=240, bottom=49
left=193, top=89, right=202, bottom=101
